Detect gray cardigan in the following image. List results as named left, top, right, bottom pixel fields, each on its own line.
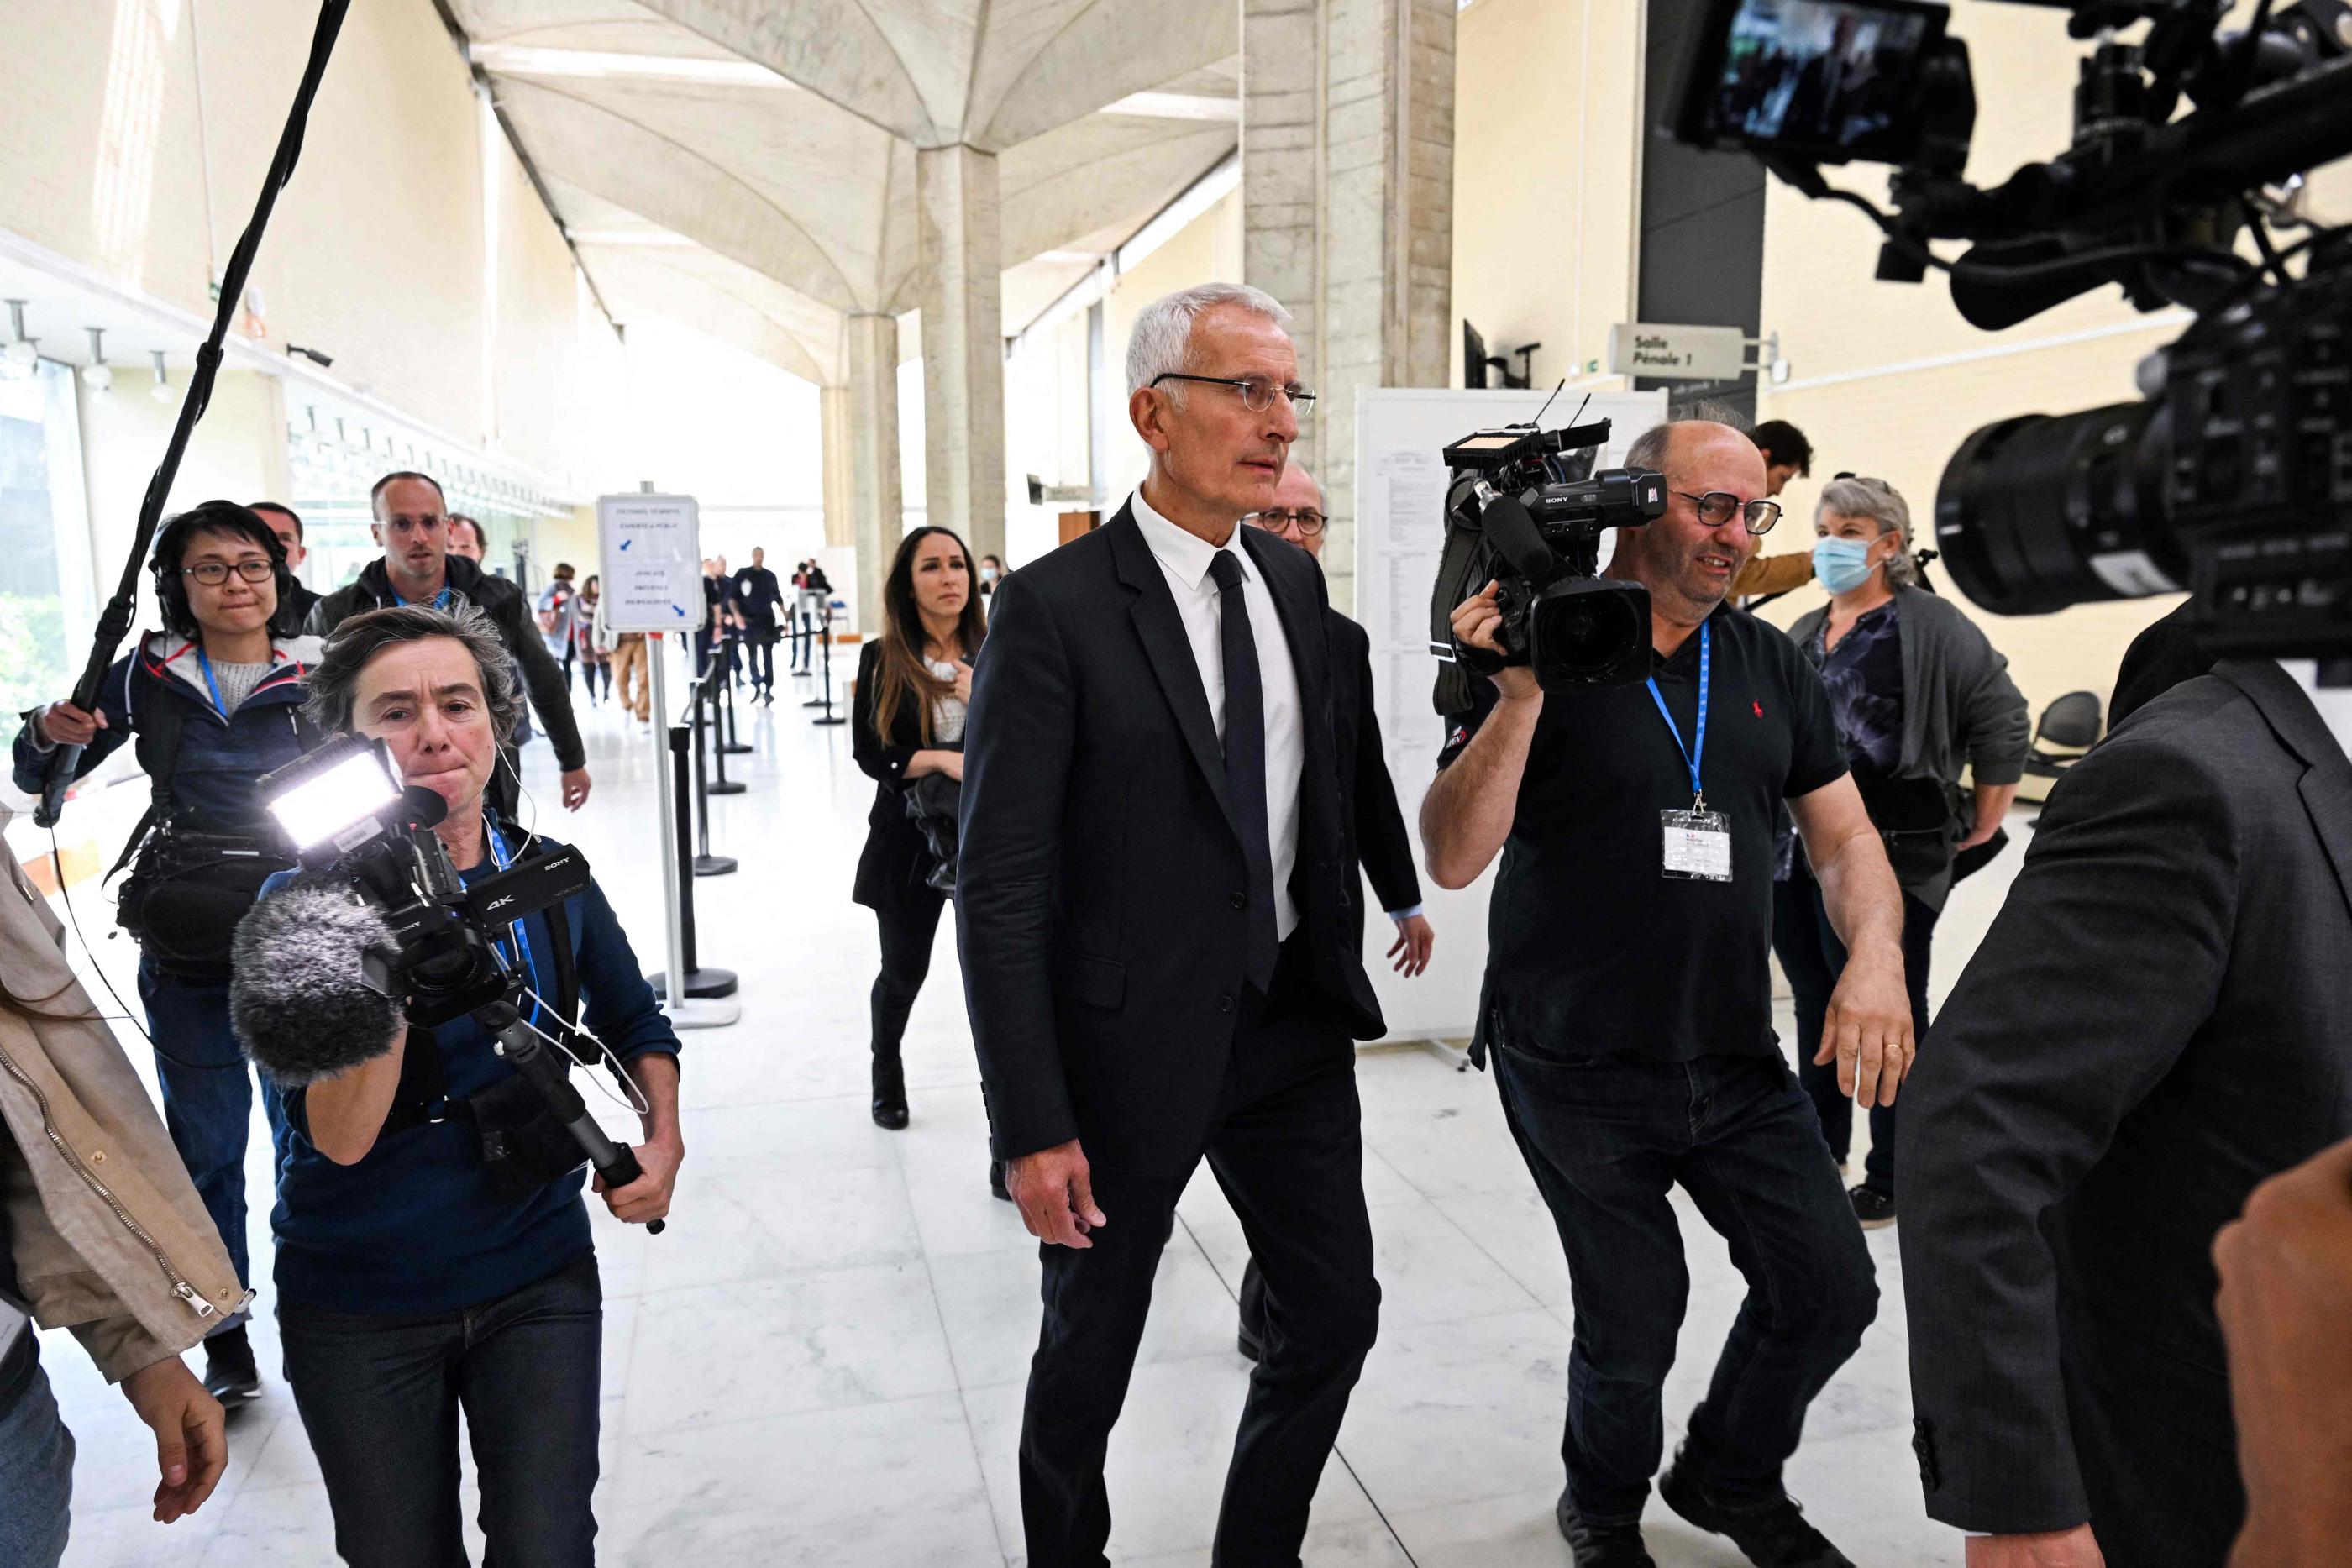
left=1788, top=586, right=2031, bottom=904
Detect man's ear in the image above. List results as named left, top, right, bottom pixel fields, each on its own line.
left=1130, top=387, right=1173, bottom=456
left=369, top=522, right=385, bottom=548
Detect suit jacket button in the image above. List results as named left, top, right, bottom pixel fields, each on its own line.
left=1230, top=891, right=1248, bottom=910
left=1217, top=995, right=1235, bottom=1015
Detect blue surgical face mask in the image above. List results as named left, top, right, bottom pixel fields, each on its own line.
left=1813, top=535, right=1883, bottom=595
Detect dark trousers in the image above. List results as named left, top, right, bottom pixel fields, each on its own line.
left=1494, top=1046, right=1877, bottom=1526
left=137, top=960, right=255, bottom=1322
left=693, top=627, right=714, bottom=677
left=744, top=621, right=776, bottom=690
left=1021, top=960, right=1379, bottom=1568
left=279, top=1251, right=602, bottom=1568
left=1771, top=865, right=1939, bottom=1197
left=870, top=891, right=947, bottom=1064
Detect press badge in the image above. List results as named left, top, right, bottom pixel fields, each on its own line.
left=1661, top=805, right=1732, bottom=881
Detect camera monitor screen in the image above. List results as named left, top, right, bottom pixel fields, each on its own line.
left=1677, top=0, right=1949, bottom=165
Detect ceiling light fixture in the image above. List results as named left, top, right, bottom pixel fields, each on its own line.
left=149, top=350, right=175, bottom=404
left=81, top=328, right=112, bottom=391
left=2, top=301, right=36, bottom=378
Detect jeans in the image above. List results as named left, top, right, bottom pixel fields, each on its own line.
left=0, top=1351, right=74, bottom=1568
left=744, top=622, right=775, bottom=690
left=279, top=1251, right=603, bottom=1568
left=1771, top=865, right=1939, bottom=1197
left=138, top=959, right=255, bottom=1327
left=870, top=892, right=947, bottom=1067
left=1494, top=1046, right=1877, bottom=1526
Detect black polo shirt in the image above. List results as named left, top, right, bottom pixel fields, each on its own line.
left=1438, top=603, right=1846, bottom=1064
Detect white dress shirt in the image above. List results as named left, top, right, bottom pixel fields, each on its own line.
left=1131, top=487, right=1305, bottom=943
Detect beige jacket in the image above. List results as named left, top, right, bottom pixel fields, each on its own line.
left=0, top=836, right=248, bottom=1382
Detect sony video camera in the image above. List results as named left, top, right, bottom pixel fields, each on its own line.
left=257, top=737, right=591, bottom=1032
left=1430, top=417, right=1668, bottom=708
left=1673, top=0, right=2352, bottom=661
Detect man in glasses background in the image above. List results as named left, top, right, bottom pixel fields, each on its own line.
left=1420, top=417, right=1912, bottom=1568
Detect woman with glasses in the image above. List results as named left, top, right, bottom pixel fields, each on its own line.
left=1774, top=475, right=2029, bottom=1230
left=10, top=500, right=325, bottom=1408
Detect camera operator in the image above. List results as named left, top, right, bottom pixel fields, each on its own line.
left=1776, top=476, right=2028, bottom=1228
left=266, top=604, right=680, bottom=1567
left=11, top=499, right=325, bottom=1405
left=851, top=526, right=983, bottom=1166
left=307, top=473, right=591, bottom=816
left=1422, top=417, right=1912, bottom=1568
left=1, top=840, right=242, bottom=1564
left=248, top=501, right=320, bottom=627
left=1898, top=651, right=2352, bottom=1567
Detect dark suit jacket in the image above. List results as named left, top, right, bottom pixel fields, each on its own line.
left=1899, top=659, right=2352, bottom=1566
left=956, top=506, right=1384, bottom=1173
left=2111, top=600, right=2215, bottom=727
left=849, top=639, right=952, bottom=911
left=1327, top=609, right=1421, bottom=941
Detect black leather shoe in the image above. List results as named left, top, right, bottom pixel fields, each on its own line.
left=1555, top=1490, right=1656, bottom=1566
left=989, top=1160, right=1011, bottom=1202
left=870, top=1055, right=909, bottom=1130
left=1850, top=1184, right=1896, bottom=1230
left=202, top=1325, right=261, bottom=1406
left=1659, top=1454, right=1853, bottom=1568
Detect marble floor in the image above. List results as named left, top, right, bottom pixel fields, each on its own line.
left=35, top=654, right=2033, bottom=1566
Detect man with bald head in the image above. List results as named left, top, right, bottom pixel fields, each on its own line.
left=1421, top=418, right=1911, bottom=1568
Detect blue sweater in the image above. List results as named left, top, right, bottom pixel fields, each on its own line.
left=263, top=826, right=680, bottom=1313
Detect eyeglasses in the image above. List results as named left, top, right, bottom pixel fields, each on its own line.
left=181, top=559, right=276, bottom=586
left=1148, top=373, right=1317, bottom=413
left=1245, top=508, right=1326, bottom=536
left=1674, top=490, right=1782, bottom=534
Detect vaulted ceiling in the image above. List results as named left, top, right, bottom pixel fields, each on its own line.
left=440, top=0, right=1240, bottom=380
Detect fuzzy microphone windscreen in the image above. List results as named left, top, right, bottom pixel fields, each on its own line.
left=228, top=878, right=403, bottom=1086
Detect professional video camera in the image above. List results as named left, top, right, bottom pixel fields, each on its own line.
left=230, top=737, right=661, bottom=1230
left=1429, top=415, right=1669, bottom=705
left=1672, top=0, right=2352, bottom=661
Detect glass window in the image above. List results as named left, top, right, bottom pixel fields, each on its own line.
left=0, top=361, right=94, bottom=721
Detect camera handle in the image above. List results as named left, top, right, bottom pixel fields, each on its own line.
left=492, top=1015, right=665, bottom=1235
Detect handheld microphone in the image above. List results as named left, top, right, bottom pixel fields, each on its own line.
left=228, top=878, right=402, bottom=1085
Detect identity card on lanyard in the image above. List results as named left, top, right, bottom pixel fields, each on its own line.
left=1650, top=621, right=1732, bottom=882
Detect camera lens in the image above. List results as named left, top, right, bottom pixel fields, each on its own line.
left=1935, top=400, right=2184, bottom=616
left=1530, top=580, right=1651, bottom=689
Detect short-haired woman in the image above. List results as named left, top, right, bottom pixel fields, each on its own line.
left=850, top=528, right=986, bottom=1159
left=1776, top=476, right=2031, bottom=1229
left=9, top=499, right=321, bottom=1405
left=268, top=604, right=682, bottom=1567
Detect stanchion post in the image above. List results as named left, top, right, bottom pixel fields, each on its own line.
left=719, top=635, right=752, bottom=755
left=691, top=669, right=740, bottom=872
left=810, top=600, right=846, bottom=727
left=646, top=632, right=738, bottom=1025
left=707, top=639, right=748, bottom=793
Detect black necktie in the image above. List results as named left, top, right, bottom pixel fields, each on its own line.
left=1209, top=551, right=1279, bottom=992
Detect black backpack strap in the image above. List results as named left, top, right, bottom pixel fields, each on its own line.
left=106, top=671, right=189, bottom=884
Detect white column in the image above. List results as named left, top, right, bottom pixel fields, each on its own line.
left=917, top=143, right=1007, bottom=567
left=839, top=312, right=902, bottom=633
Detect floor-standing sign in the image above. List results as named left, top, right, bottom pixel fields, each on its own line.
left=597, top=489, right=738, bottom=1030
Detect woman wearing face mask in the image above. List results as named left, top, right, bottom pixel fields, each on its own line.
left=977, top=554, right=1004, bottom=599
left=850, top=527, right=995, bottom=1185
left=1774, top=477, right=2030, bottom=1230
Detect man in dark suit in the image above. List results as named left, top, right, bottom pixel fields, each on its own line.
left=958, top=282, right=1386, bottom=1567
left=1231, top=461, right=1435, bottom=1361
left=1900, top=658, right=2352, bottom=1568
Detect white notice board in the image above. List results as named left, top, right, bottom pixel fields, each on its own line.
left=1352, top=387, right=1668, bottom=1044
left=597, top=492, right=703, bottom=634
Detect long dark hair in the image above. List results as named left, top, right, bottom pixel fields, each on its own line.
left=871, top=526, right=986, bottom=745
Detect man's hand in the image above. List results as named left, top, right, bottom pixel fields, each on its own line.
left=1966, top=1529, right=2105, bottom=1568
left=37, top=700, right=106, bottom=747
left=119, top=1355, right=227, bottom=1523
left=1008, top=1139, right=1106, bottom=1249
left=1451, top=580, right=1541, bottom=705
left=595, top=1134, right=682, bottom=1226
left=561, top=767, right=592, bottom=811
left=2214, top=1136, right=2352, bottom=1567
left=1814, top=938, right=1914, bottom=1107
left=1387, top=914, right=1435, bottom=977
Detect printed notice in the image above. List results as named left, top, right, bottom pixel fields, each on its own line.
left=597, top=493, right=701, bottom=633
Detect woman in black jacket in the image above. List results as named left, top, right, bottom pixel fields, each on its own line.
left=851, top=526, right=986, bottom=1153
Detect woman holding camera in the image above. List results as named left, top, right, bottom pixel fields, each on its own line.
left=267, top=604, right=680, bottom=1568
left=850, top=529, right=986, bottom=1156
left=10, top=499, right=322, bottom=1406
left=1773, top=476, right=2029, bottom=1229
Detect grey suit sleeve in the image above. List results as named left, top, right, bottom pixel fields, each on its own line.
left=1898, top=726, right=2238, bottom=1533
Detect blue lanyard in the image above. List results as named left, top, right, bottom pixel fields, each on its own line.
left=395, top=585, right=454, bottom=611
left=193, top=647, right=229, bottom=721
left=1645, top=620, right=1710, bottom=809
left=482, top=818, right=544, bottom=1029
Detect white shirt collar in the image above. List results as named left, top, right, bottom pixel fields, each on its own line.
left=1131, top=485, right=1256, bottom=594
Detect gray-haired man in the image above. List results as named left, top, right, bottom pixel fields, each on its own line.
left=958, top=282, right=1385, bottom=1565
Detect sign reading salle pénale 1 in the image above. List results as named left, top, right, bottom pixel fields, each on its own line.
left=1605, top=322, right=1749, bottom=381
